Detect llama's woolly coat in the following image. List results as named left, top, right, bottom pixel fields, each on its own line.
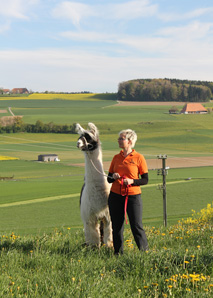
left=76, top=123, right=113, bottom=247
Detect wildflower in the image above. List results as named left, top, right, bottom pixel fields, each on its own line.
left=161, top=233, right=166, bottom=236
left=184, top=261, right=189, bottom=264
left=182, top=274, right=189, bottom=279
left=197, top=245, right=200, bottom=249
left=152, top=283, right=158, bottom=286
left=138, top=289, right=141, bottom=293
left=67, top=227, right=71, bottom=230
left=186, top=288, right=191, bottom=292
left=144, top=286, right=148, bottom=289
left=72, top=277, right=75, bottom=282
left=168, top=285, right=173, bottom=288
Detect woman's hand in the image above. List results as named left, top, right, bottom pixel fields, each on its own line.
left=112, top=173, right=120, bottom=180
left=123, top=178, right=134, bottom=185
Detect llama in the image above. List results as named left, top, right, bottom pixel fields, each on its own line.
left=76, top=122, right=113, bottom=248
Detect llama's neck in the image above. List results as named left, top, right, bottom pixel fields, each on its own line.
left=84, top=147, right=106, bottom=183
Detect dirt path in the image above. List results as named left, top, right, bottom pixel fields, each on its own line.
left=116, top=101, right=193, bottom=106
left=74, top=156, right=213, bottom=170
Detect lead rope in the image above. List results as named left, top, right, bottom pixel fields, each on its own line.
left=120, top=176, right=130, bottom=224
left=85, top=151, right=111, bottom=179
left=86, top=153, right=130, bottom=223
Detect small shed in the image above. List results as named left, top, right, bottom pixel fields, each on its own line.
left=38, top=154, right=59, bottom=162
left=181, top=103, right=207, bottom=114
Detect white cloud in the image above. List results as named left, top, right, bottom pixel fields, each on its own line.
left=52, top=1, right=95, bottom=27
left=51, top=0, right=158, bottom=26
left=1, top=48, right=213, bottom=92
left=107, top=0, right=158, bottom=20
left=0, top=0, right=39, bottom=19
left=158, top=21, right=213, bottom=39
left=60, top=30, right=116, bottom=43
left=159, top=6, right=213, bottom=22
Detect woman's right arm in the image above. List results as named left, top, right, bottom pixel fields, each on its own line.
left=107, top=172, right=115, bottom=183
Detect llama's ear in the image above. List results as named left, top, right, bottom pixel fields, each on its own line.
left=75, top=123, right=85, bottom=135
left=88, top=122, right=99, bottom=139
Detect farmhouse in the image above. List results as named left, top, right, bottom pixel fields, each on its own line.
left=180, top=103, right=207, bottom=114
left=11, top=88, right=29, bottom=94
left=3, top=89, right=10, bottom=94
left=38, top=154, right=59, bottom=162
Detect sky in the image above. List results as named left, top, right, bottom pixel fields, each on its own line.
left=1, top=0, right=213, bottom=93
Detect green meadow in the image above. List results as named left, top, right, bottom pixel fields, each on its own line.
left=0, top=95, right=212, bottom=297
left=0, top=96, right=212, bottom=235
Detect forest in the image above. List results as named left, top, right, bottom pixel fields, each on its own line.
left=117, top=78, right=213, bottom=102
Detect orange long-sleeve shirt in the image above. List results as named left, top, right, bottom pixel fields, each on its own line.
left=108, top=149, right=148, bottom=195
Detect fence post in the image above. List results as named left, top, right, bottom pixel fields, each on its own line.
left=157, top=154, right=168, bottom=227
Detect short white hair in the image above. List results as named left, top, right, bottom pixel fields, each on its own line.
left=119, top=129, right=137, bottom=148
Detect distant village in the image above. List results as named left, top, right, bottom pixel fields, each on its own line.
left=0, top=88, right=92, bottom=95
left=1, top=88, right=29, bottom=95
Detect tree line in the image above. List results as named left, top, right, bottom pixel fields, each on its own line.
left=117, top=78, right=213, bottom=102
left=0, top=117, right=76, bottom=134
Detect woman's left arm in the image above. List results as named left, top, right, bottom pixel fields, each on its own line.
left=132, top=173, right=149, bottom=186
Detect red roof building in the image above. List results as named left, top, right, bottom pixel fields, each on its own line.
left=11, top=88, right=29, bottom=94
left=181, top=103, right=207, bottom=114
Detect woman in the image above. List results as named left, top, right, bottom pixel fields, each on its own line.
left=107, top=129, right=149, bottom=255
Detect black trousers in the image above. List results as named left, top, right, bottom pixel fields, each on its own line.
left=108, top=191, right=148, bottom=254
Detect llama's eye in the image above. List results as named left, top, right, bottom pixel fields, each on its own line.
left=84, top=133, right=92, bottom=142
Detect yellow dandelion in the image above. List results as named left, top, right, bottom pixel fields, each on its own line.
left=186, top=288, right=191, bottom=292
left=152, top=283, right=158, bottom=286
left=197, top=245, right=200, bottom=249
left=168, top=285, right=173, bottom=288
left=182, top=274, right=189, bottom=279
left=138, top=289, right=141, bottom=293
left=144, top=286, right=148, bottom=289
left=72, top=277, right=75, bottom=282
left=67, top=227, right=71, bottom=230
left=184, top=261, right=189, bottom=264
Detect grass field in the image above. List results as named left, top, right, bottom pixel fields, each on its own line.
left=0, top=95, right=212, bottom=297
left=0, top=205, right=212, bottom=297
left=0, top=95, right=212, bottom=235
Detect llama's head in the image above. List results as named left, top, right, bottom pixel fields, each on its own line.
left=75, top=123, right=100, bottom=151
